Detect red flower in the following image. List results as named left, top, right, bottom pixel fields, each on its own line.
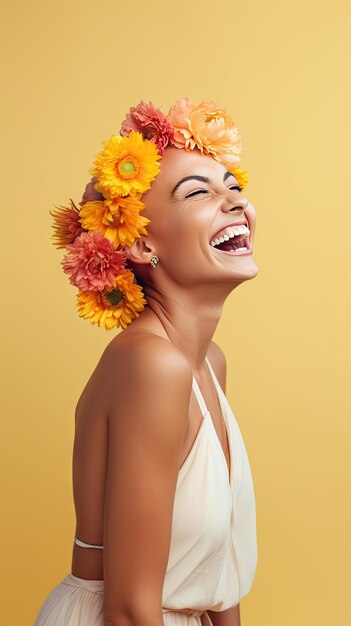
left=62, top=231, right=127, bottom=291
left=50, top=199, right=84, bottom=249
left=120, top=100, right=174, bottom=156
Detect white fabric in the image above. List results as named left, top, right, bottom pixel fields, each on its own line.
left=161, top=356, right=258, bottom=612
left=34, top=575, right=104, bottom=625
left=73, top=537, right=103, bottom=549
left=34, top=356, right=257, bottom=624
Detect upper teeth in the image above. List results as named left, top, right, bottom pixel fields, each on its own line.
left=210, top=225, right=250, bottom=247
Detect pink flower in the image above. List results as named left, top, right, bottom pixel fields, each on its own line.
left=79, top=177, right=104, bottom=206
left=168, top=97, right=243, bottom=168
left=120, top=100, right=174, bottom=156
left=62, top=230, right=127, bottom=291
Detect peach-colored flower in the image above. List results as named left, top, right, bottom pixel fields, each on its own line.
left=168, top=97, right=243, bottom=168
left=62, top=230, right=127, bottom=291
left=168, top=97, right=194, bottom=149
left=49, top=199, right=85, bottom=249
left=120, top=100, right=174, bottom=156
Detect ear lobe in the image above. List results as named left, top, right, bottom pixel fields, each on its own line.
left=124, top=237, right=153, bottom=266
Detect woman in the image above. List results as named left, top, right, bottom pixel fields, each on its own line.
left=34, top=98, right=258, bottom=626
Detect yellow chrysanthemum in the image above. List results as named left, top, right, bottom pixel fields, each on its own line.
left=229, top=167, right=249, bottom=190
left=79, top=195, right=151, bottom=248
left=76, top=269, right=147, bottom=330
left=90, top=130, right=161, bottom=198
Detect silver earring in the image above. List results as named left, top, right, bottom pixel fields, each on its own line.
left=150, top=255, right=159, bottom=268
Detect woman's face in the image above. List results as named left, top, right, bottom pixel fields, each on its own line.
left=128, top=146, right=258, bottom=291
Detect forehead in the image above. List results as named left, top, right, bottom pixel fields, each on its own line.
left=151, top=146, right=228, bottom=192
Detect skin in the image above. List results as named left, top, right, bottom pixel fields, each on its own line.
left=70, top=146, right=258, bottom=626
left=126, top=146, right=258, bottom=376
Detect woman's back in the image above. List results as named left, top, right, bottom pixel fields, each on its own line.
left=71, top=327, right=230, bottom=584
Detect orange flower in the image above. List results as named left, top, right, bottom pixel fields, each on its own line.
left=79, top=195, right=151, bottom=248
left=76, top=269, right=147, bottom=330
left=168, top=97, right=243, bottom=168
left=49, top=199, right=84, bottom=249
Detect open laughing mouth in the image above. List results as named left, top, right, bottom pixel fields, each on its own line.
left=209, top=223, right=252, bottom=256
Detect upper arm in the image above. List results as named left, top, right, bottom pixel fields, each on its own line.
left=101, top=339, right=193, bottom=619
left=208, top=340, right=227, bottom=394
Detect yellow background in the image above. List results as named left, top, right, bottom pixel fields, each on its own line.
left=1, top=1, right=350, bottom=624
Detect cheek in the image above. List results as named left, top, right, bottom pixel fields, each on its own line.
left=175, top=223, right=211, bottom=262
left=143, top=203, right=172, bottom=242
left=147, top=199, right=211, bottom=257
left=246, top=202, right=256, bottom=220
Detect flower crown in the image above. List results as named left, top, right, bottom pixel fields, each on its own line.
left=50, top=97, right=250, bottom=331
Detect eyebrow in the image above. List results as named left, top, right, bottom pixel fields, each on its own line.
left=171, top=170, right=235, bottom=196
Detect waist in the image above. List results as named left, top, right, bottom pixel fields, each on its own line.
left=67, top=574, right=204, bottom=617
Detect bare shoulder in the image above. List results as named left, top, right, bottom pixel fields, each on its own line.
left=74, top=331, right=193, bottom=425
left=97, top=331, right=194, bottom=430
left=99, top=332, right=194, bottom=615
left=100, top=331, right=193, bottom=390
left=208, top=340, right=227, bottom=393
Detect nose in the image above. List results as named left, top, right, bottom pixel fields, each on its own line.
left=221, top=188, right=248, bottom=213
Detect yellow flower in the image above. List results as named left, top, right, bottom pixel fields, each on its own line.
left=79, top=195, right=151, bottom=248
left=229, top=167, right=249, bottom=190
left=76, top=269, right=147, bottom=330
left=90, top=130, right=161, bottom=198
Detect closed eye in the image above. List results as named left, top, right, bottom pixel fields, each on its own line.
left=185, top=189, right=208, bottom=198
left=185, top=184, right=243, bottom=198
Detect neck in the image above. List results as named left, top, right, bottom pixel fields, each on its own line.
left=134, top=281, right=233, bottom=375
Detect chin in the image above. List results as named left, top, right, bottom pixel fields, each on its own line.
left=244, top=260, right=259, bottom=280
left=228, top=258, right=259, bottom=286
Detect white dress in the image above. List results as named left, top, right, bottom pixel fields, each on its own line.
left=34, top=356, right=258, bottom=625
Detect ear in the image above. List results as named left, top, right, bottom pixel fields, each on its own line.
left=124, top=237, right=154, bottom=266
